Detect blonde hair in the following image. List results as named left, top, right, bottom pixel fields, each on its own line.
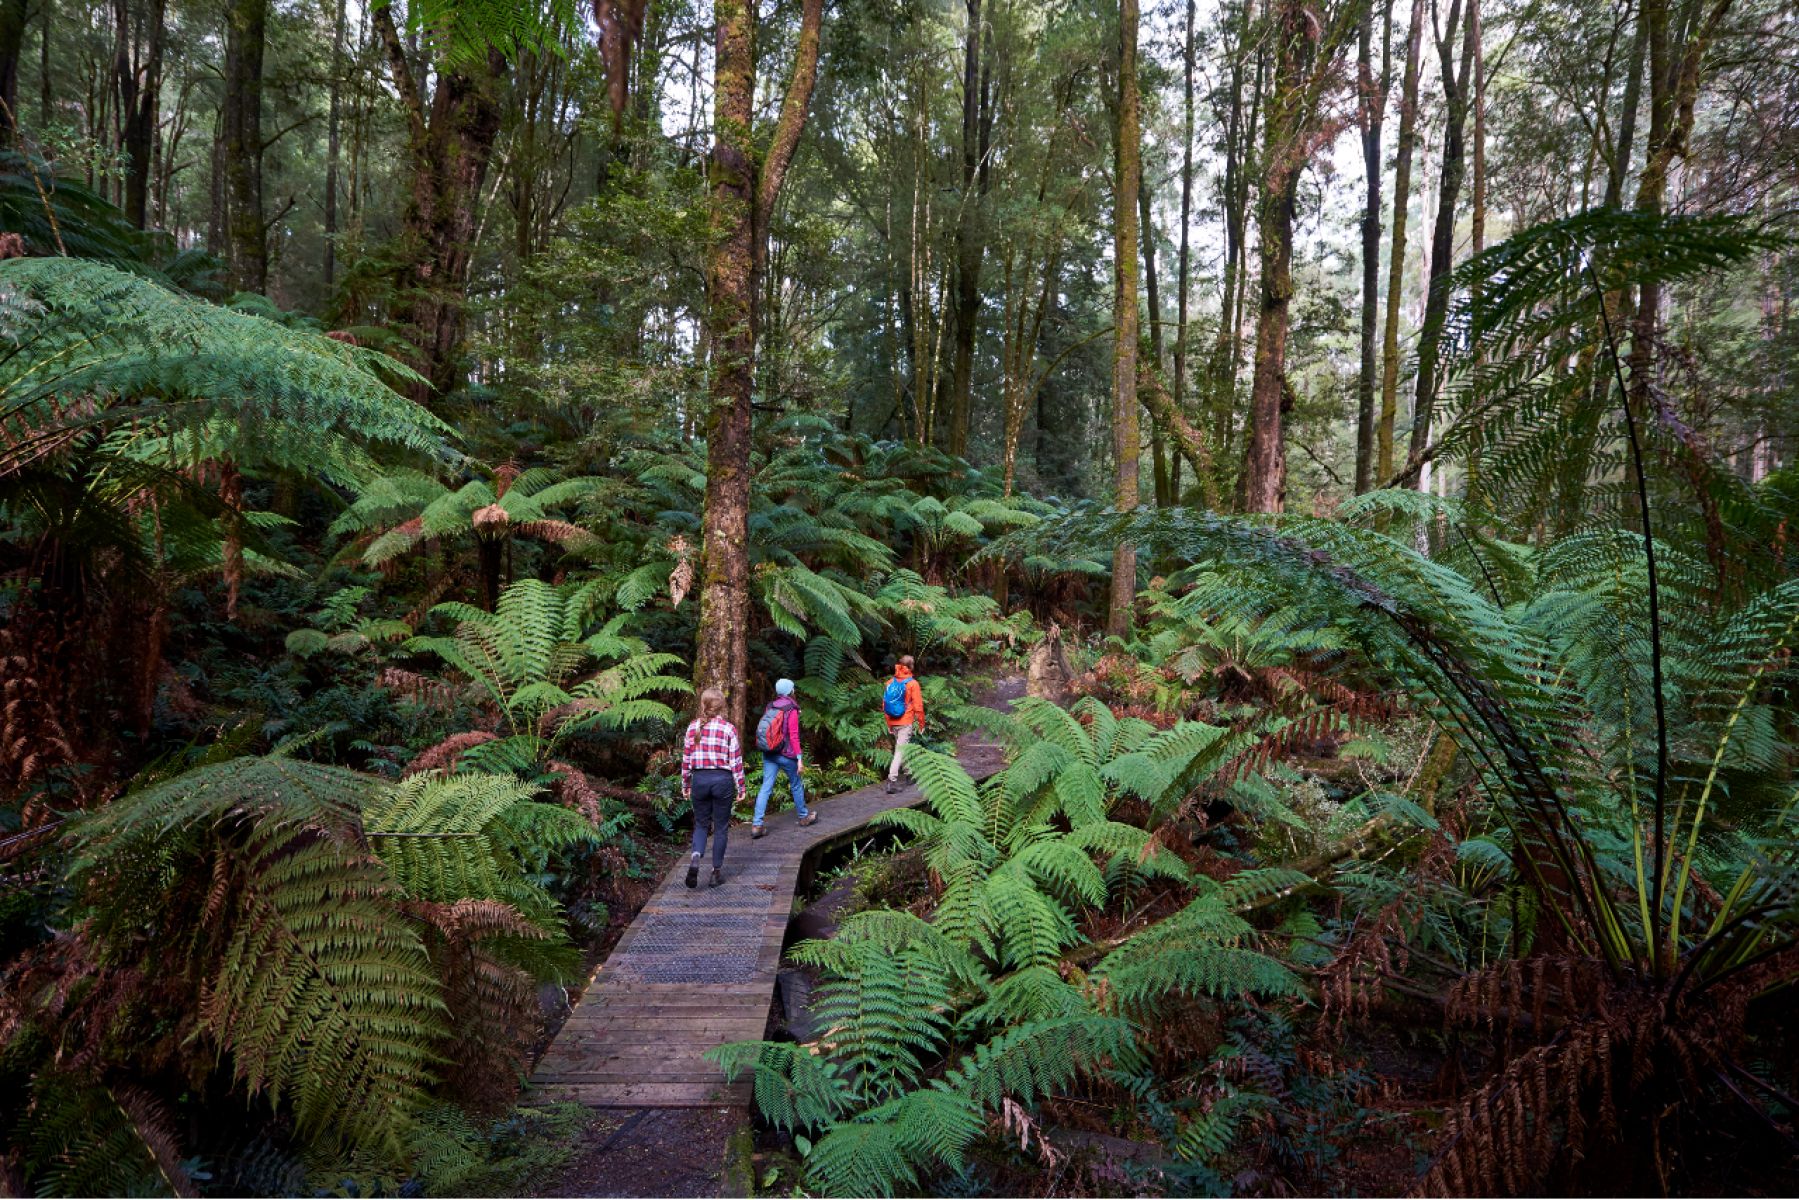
left=697, top=687, right=727, bottom=721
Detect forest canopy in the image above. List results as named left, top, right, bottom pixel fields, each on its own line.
left=1, top=0, right=1796, bottom=1192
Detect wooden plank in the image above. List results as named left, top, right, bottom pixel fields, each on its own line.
left=535, top=1082, right=751, bottom=1106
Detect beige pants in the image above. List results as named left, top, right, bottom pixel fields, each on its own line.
left=887, top=722, right=913, bottom=781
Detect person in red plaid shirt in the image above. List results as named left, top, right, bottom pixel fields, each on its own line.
left=681, top=687, right=744, bottom=888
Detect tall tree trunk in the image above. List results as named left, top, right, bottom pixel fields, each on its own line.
left=114, top=0, right=166, bottom=229
left=0, top=0, right=27, bottom=136
left=1171, top=0, right=1195, bottom=504
left=1604, top=5, right=1647, bottom=209
left=1403, top=0, right=1475, bottom=482
left=1376, top=0, right=1427, bottom=482
left=222, top=0, right=266, bottom=292
left=1209, top=0, right=1262, bottom=487
left=1355, top=0, right=1393, bottom=493
left=323, top=0, right=346, bottom=290
left=207, top=109, right=225, bottom=254
left=1241, top=169, right=1297, bottom=514
left=946, top=0, right=990, bottom=458
left=1628, top=0, right=1735, bottom=408
left=696, top=0, right=756, bottom=728
left=1139, top=182, right=1171, bottom=507
left=1241, top=0, right=1349, bottom=512
left=1108, top=0, right=1142, bottom=636
left=373, top=2, right=506, bottom=400
left=1468, top=0, right=1484, bottom=256
left=695, top=0, right=824, bottom=731
left=37, top=0, right=49, bottom=128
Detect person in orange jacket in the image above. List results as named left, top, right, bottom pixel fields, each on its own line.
left=882, top=655, right=925, bottom=794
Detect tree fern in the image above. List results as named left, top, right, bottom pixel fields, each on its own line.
left=0, top=259, right=448, bottom=483
left=68, top=756, right=446, bottom=1156
left=1097, top=891, right=1307, bottom=1015
left=405, top=578, right=688, bottom=774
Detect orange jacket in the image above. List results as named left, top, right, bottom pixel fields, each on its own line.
left=886, top=664, right=925, bottom=730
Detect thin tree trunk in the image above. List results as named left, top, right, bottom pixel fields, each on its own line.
left=323, top=0, right=346, bottom=289
left=114, top=0, right=165, bottom=229
left=1604, top=5, right=1647, bottom=209
left=1355, top=0, right=1393, bottom=493
left=1139, top=182, right=1171, bottom=507
left=1404, top=0, right=1475, bottom=482
left=1171, top=0, right=1195, bottom=504
left=37, top=0, right=49, bottom=128
left=946, top=0, right=990, bottom=458
left=1377, top=0, right=1427, bottom=482
left=1628, top=0, right=1735, bottom=409
left=207, top=108, right=225, bottom=254
left=1468, top=0, right=1485, bottom=255
left=222, top=0, right=266, bottom=291
left=1210, top=1, right=1263, bottom=486
left=1108, top=0, right=1142, bottom=635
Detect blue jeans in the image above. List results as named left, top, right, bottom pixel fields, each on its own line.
left=753, top=754, right=808, bottom=824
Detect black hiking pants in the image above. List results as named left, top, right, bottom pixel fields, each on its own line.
left=689, top=769, right=735, bottom=870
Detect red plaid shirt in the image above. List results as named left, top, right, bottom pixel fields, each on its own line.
left=682, top=716, right=745, bottom=795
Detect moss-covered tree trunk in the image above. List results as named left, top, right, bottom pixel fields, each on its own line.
left=373, top=2, right=505, bottom=402
left=695, top=0, right=824, bottom=730
left=1107, top=0, right=1141, bottom=636
left=946, top=0, right=991, bottom=458
left=1241, top=0, right=1352, bottom=512
left=222, top=0, right=265, bottom=292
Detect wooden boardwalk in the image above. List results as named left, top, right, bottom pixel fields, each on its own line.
left=531, top=722, right=1009, bottom=1108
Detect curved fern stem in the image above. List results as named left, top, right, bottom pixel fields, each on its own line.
left=1586, top=253, right=1670, bottom=978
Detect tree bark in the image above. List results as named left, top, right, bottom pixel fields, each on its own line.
left=1108, top=0, right=1142, bottom=636
left=1172, top=0, right=1196, bottom=504
left=1355, top=0, right=1393, bottom=493
left=373, top=1, right=507, bottom=400
left=946, top=0, right=991, bottom=458
left=0, top=0, right=28, bottom=136
left=113, top=0, right=166, bottom=229
left=1376, top=0, right=1427, bottom=482
left=1240, top=0, right=1352, bottom=513
left=1627, top=0, right=1736, bottom=410
left=1403, top=0, right=1475, bottom=483
left=222, top=0, right=266, bottom=291
left=1138, top=357, right=1218, bottom=508
left=37, top=0, right=49, bottom=128
left=1208, top=0, right=1261, bottom=488
left=323, top=0, right=346, bottom=289
left=695, top=0, right=824, bottom=731
left=1139, top=181, right=1171, bottom=507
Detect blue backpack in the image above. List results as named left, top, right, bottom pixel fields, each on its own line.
left=882, top=677, right=909, bottom=719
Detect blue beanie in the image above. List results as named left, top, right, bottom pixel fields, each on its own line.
left=775, top=678, right=795, bottom=696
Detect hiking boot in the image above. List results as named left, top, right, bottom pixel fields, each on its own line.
left=710, top=868, right=724, bottom=888
left=685, top=860, right=699, bottom=889
left=797, top=812, right=817, bottom=827
left=885, top=780, right=898, bottom=795
left=751, top=825, right=765, bottom=839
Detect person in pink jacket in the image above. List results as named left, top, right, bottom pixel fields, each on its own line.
left=751, top=678, right=815, bottom=837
